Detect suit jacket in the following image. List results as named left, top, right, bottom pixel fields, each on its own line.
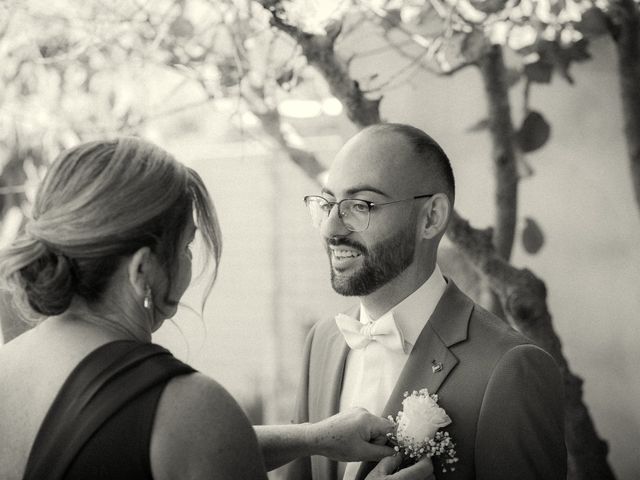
left=285, top=280, right=566, bottom=480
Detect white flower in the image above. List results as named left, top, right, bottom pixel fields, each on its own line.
left=396, top=389, right=452, bottom=444
left=387, top=389, right=458, bottom=471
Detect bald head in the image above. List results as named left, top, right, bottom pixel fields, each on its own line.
left=328, top=123, right=455, bottom=205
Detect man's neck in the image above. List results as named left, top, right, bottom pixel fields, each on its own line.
left=360, top=264, right=435, bottom=320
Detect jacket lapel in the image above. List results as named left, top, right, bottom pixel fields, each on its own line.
left=311, top=310, right=353, bottom=480
left=315, top=327, right=350, bottom=420
left=356, top=280, right=473, bottom=480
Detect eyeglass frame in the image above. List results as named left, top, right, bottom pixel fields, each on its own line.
left=303, top=193, right=435, bottom=232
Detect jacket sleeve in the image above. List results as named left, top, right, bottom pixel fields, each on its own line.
left=282, top=323, right=318, bottom=480
left=475, top=344, right=567, bottom=480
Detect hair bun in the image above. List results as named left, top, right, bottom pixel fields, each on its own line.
left=21, top=250, right=76, bottom=316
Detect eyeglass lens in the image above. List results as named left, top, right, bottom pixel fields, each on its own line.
left=306, top=197, right=370, bottom=232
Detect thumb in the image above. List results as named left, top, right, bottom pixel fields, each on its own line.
left=372, top=454, right=402, bottom=475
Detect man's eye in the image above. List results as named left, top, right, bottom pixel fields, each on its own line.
left=351, top=202, right=369, bottom=213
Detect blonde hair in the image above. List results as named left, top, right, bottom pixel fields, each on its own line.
left=0, top=137, right=222, bottom=318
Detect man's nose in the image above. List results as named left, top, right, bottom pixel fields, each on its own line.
left=320, top=203, right=350, bottom=238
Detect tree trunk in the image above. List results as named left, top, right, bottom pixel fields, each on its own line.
left=446, top=212, right=616, bottom=480
left=477, top=45, right=519, bottom=319
left=477, top=45, right=519, bottom=261
left=612, top=0, right=640, bottom=216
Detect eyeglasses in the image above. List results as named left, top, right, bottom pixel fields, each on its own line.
left=304, top=194, right=434, bottom=232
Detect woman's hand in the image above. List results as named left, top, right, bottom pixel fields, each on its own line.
left=365, top=455, right=435, bottom=480
left=306, top=407, right=395, bottom=462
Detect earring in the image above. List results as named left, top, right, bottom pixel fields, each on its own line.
left=143, top=285, right=153, bottom=310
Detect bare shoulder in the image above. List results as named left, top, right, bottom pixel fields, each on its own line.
left=150, top=372, right=267, bottom=480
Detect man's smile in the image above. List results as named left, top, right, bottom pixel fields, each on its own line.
left=329, top=246, right=363, bottom=271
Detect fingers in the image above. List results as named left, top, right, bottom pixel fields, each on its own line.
left=371, top=435, right=389, bottom=446
left=372, top=454, right=403, bottom=475
left=358, top=443, right=396, bottom=461
left=367, top=455, right=434, bottom=480
left=389, top=457, right=434, bottom=480
left=367, top=414, right=395, bottom=437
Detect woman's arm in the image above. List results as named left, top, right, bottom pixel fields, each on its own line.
left=150, top=373, right=268, bottom=480
left=255, top=407, right=395, bottom=471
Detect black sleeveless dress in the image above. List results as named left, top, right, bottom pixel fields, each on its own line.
left=23, top=340, right=195, bottom=480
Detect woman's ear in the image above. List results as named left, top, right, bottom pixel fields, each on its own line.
left=419, top=193, right=451, bottom=240
left=128, top=247, right=152, bottom=298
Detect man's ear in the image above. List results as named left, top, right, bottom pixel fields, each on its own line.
left=128, top=247, right=152, bottom=298
left=419, top=193, right=451, bottom=240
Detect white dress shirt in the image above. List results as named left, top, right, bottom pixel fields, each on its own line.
left=337, top=266, right=447, bottom=480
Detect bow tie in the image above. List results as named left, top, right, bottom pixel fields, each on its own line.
left=335, top=312, right=405, bottom=353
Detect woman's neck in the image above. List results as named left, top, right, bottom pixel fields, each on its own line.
left=56, top=299, right=153, bottom=343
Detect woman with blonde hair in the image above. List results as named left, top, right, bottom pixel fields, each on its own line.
left=0, top=138, right=432, bottom=480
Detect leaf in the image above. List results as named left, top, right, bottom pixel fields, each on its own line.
left=468, top=0, right=509, bottom=14
left=461, top=29, right=488, bottom=63
left=384, top=8, right=402, bottom=27
left=541, top=38, right=591, bottom=84
left=578, top=7, right=610, bottom=38
left=516, top=110, right=551, bottom=152
left=276, top=69, right=294, bottom=87
left=522, top=217, right=544, bottom=254
left=466, top=118, right=490, bottom=133
left=524, top=61, right=553, bottom=84
left=169, top=17, right=194, bottom=38
left=558, top=38, right=591, bottom=64
left=218, top=57, right=240, bottom=88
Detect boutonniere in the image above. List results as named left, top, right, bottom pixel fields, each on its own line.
left=387, top=389, right=459, bottom=473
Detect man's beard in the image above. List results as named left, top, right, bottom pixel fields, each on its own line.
left=327, top=223, right=416, bottom=296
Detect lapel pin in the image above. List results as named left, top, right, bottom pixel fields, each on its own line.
left=431, top=360, right=443, bottom=373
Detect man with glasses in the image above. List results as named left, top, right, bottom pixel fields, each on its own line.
left=286, top=123, right=566, bottom=480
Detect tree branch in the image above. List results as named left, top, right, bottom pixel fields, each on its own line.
left=360, top=1, right=476, bottom=76
left=251, top=106, right=325, bottom=181
left=260, top=2, right=381, bottom=128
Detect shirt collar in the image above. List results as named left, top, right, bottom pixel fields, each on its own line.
left=359, top=265, right=447, bottom=352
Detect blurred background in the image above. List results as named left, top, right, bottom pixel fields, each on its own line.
left=0, top=1, right=638, bottom=478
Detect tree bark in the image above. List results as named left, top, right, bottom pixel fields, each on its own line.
left=262, top=3, right=381, bottom=128
left=612, top=0, right=640, bottom=217
left=446, top=212, right=616, bottom=480
left=477, top=45, right=519, bottom=261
